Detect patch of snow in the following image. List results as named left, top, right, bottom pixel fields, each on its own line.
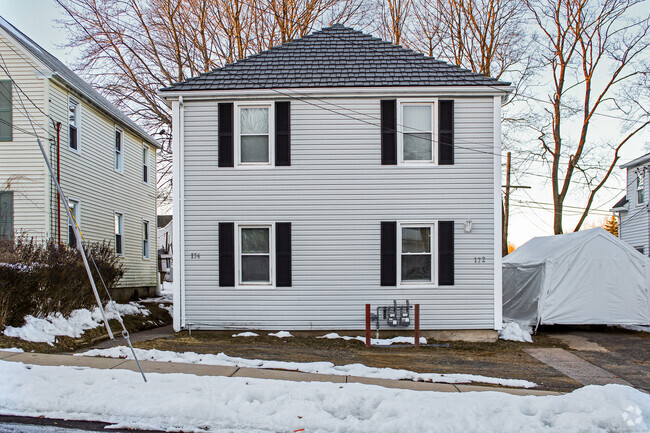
left=318, top=332, right=427, bottom=345
left=269, top=331, right=293, bottom=338
left=2, top=302, right=150, bottom=345
left=1, top=361, right=648, bottom=433
left=158, top=281, right=173, bottom=300
left=78, top=346, right=537, bottom=388
left=499, top=322, right=533, bottom=343
left=0, top=348, right=23, bottom=353
left=232, top=332, right=259, bottom=337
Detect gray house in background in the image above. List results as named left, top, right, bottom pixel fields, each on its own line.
left=161, top=25, right=512, bottom=333
left=612, top=153, right=650, bottom=255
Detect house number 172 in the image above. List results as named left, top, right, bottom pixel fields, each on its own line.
left=474, top=256, right=486, bottom=263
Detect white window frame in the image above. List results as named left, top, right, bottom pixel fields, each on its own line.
left=142, top=219, right=150, bottom=259
left=114, top=211, right=124, bottom=257
left=636, top=169, right=644, bottom=206
left=235, top=222, right=275, bottom=288
left=142, top=144, right=150, bottom=184
left=67, top=198, right=80, bottom=247
left=115, top=126, right=124, bottom=173
left=397, top=99, right=437, bottom=166
left=234, top=101, right=274, bottom=168
left=397, top=221, right=438, bottom=288
left=68, top=96, right=81, bottom=154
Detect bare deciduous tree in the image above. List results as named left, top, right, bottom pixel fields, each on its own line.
left=57, top=0, right=364, bottom=208
left=527, top=0, right=650, bottom=234
left=378, top=0, right=411, bottom=44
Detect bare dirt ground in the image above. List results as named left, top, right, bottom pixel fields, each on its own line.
left=133, top=329, right=593, bottom=392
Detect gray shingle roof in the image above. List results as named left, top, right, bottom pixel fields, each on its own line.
left=0, top=16, right=159, bottom=148
left=161, top=24, right=510, bottom=92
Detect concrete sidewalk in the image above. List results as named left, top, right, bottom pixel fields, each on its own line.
left=0, top=349, right=558, bottom=396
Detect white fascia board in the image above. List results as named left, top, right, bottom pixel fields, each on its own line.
left=160, top=85, right=514, bottom=101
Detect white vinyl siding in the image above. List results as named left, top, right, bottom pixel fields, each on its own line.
left=619, top=165, right=649, bottom=256
left=181, top=95, right=497, bottom=330
left=0, top=30, right=47, bottom=240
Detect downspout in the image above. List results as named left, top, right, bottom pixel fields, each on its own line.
left=54, top=121, right=62, bottom=246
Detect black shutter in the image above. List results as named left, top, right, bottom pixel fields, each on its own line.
left=380, top=221, right=397, bottom=286
left=381, top=100, right=397, bottom=165
left=438, top=221, right=454, bottom=285
left=218, top=103, right=234, bottom=167
left=276, top=222, right=292, bottom=287
left=439, top=100, right=454, bottom=165
left=219, top=222, right=235, bottom=286
left=275, top=102, right=291, bottom=166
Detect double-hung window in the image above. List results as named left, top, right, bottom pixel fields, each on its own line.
left=236, top=103, right=273, bottom=166
left=238, top=224, right=273, bottom=285
left=399, top=223, right=436, bottom=285
left=69, top=97, right=80, bottom=152
left=0, top=80, right=12, bottom=141
left=68, top=199, right=80, bottom=248
left=115, top=127, right=123, bottom=172
left=142, top=145, right=149, bottom=183
left=400, top=102, right=435, bottom=164
left=142, top=220, right=149, bottom=259
left=637, top=171, right=644, bottom=205
left=114, top=212, right=124, bottom=256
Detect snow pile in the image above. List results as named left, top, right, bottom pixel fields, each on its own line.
left=78, top=346, right=537, bottom=388
left=0, top=348, right=23, bottom=353
left=232, top=332, right=259, bottom=337
left=499, top=322, right=533, bottom=343
left=1, top=361, right=648, bottom=433
left=269, top=331, right=293, bottom=338
left=319, top=332, right=427, bottom=345
left=2, top=302, right=150, bottom=345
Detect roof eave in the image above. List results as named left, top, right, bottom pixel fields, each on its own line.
left=621, top=153, right=650, bottom=168
left=159, top=84, right=514, bottom=100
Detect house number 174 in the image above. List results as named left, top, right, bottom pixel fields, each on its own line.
left=190, top=253, right=201, bottom=259
left=474, top=256, right=486, bottom=263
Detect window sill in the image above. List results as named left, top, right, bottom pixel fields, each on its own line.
left=236, top=164, right=274, bottom=169
left=68, top=147, right=81, bottom=155
left=236, top=284, right=276, bottom=289
left=398, top=283, right=439, bottom=289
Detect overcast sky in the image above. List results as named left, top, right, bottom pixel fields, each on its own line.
left=1, top=0, right=647, bottom=246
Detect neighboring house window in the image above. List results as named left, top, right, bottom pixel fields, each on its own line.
left=114, top=212, right=124, bottom=256
left=635, top=246, right=644, bottom=255
left=637, top=171, right=644, bottom=205
left=115, top=127, right=123, bottom=172
left=142, top=220, right=149, bottom=259
left=68, top=199, right=80, bottom=248
left=400, top=102, right=434, bottom=163
left=399, top=223, right=436, bottom=285
left=238, top=224, right=273, bottom=285
left=69, top=97, right=80, bottom=151
left=0, top=80, right=12, bottom=141
left=0, top=191, right=13, bottom=240
left=237, top=103, right=272, bottom=165
left=142, top=145, right=149, bottom=183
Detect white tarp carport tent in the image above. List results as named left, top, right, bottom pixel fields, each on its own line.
left=503, top=227, right=650, bottom=327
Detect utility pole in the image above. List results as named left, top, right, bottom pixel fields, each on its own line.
left=502, top=152, right=530, bottom=256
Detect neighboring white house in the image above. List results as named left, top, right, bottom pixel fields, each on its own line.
left=611, top=153, right=650, bottom=255
left=0, top=17, right=160, bottom=300
left=161, top=25, right=512, bottom=332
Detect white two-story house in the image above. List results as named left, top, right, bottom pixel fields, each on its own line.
left=161, top=25, right=512, bottom=333
left=612, top=153, right=650, bottom=255
left=0, top=17, right=160, bottom=300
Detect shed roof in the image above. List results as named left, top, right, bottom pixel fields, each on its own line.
left=161, top=24, right=510, bottom=92
left=0, top=16, right=160, bottom=149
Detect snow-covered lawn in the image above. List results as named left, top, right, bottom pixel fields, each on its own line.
left=78, top=346, right=537, bottom=388
left=1, top=360, right=648, bottom=433
left=318, top=332, right=427, bottom=345
left=2, top=302, right=150, bottom=345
